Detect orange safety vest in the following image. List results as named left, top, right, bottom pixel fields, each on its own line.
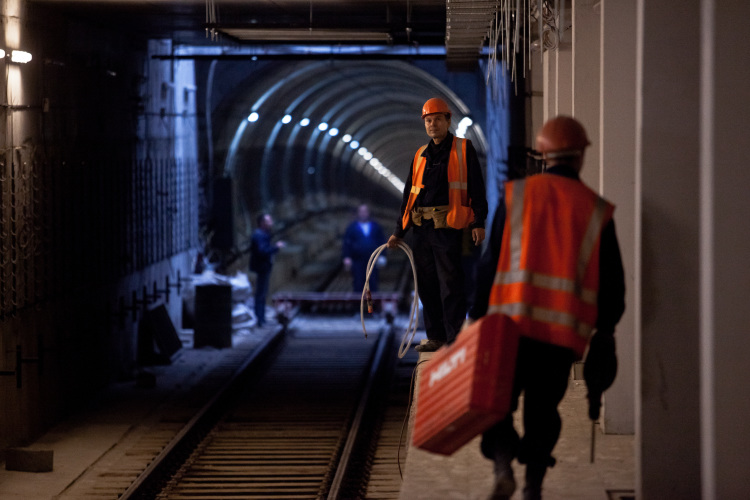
left=401, top=136, right=475, bottom=230
left=487, top=174, right=615, bottom=358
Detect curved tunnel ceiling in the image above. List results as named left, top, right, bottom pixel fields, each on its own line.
left=214, top=60, right=487, bottom=235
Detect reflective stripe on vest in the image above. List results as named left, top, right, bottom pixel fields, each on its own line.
left=487, top=303, right=594, bottom=339
left=451, top=139, right=468, bottom=204
left=408, top=145, right=428, bottom=197
left=401, top=137, right=473, bottom=230
left=489, top=176, right=614, bottom=357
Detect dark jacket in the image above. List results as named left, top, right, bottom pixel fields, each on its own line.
left=342, top=220, right=386, bottom=262
left=469, top=165, right=625, bottom=335
left=394, top=132, right=488, bottom=238
left=249, top=228, right=279, bottom=274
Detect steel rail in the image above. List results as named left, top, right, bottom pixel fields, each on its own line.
left=119, top=327, right=285, bottom=500
left=151, top=321, right=392, bottom=499
left=326, top=322, right=394, bottom=499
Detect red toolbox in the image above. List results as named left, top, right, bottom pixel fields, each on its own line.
left=412, top=314, right=519, bottom=455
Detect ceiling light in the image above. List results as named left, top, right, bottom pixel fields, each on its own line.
left=328, top=128, right=339, bottom=137
left=10, top=50, right=32, bottom=64
left=456, top=116, right=474, bottom=138
left=342, top=134, right=352, bottom=143
left=282, top=114, right=292, bottom=124
left=318, top=122, right=329, bottom=131
left=247, top=112, right=259, bottom=122
left=350, top=141, right=359, bottom=149
left=459, top=117, right=473, bottom=128
left=218, top=28, right=391, bottom=43
left=300, top=118, right=310, bottom=126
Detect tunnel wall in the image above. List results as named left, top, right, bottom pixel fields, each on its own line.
left=197, top=58, right=502, bottom=267
left=0, top=3, right=200, bottom=455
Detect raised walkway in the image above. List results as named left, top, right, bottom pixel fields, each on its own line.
left=398, top=348, right=635, bottom=500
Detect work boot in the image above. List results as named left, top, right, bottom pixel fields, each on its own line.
left=522, top=465, right=546, bottom=500
left=415, top=339, right=445, bottom=352
left=522, top=486, right=542, bottom=500
left=487, top=455, right=516, bottom=500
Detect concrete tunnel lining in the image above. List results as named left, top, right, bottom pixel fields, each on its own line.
left=212, top=59, right=487, bottom=242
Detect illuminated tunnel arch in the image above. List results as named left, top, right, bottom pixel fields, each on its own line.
left=214, top=60, right=487, bottom=240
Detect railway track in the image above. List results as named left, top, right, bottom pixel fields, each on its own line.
left=114, top=235, right=419, bottom=500
left=120, top=313, right=417, bottom=500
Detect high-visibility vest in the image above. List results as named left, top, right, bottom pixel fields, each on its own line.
left=487, top=174, right=615, bottom=358
left=401, top=136, right=475, bottom=230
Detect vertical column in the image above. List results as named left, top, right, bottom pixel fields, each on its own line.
left=554, top=10, right=573, bottom=117
left=599, top=0, right=636, bottom=435
left=636, top=1, right=701, bottom=497
left=572, top=0, right=601, bottom=189
left=543, top=50, right=555, bottom=121
left=701, top=2, right=750, bottom=498
left=0, top=5, right=8, bottom=149
left=528, top=53, right=544, bottom=144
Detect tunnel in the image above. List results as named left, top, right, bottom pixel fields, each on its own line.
left=202, top=58, right=500, bottom=266
left=1, top=1, right=749, bottom=498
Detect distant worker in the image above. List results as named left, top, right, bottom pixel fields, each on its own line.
left=387, top=97, right=488, bottom=352
left=342, top=204, right=387, bottom=293
left=249, top=213, right=285, bottom=328
left=471, top=116, right=625, bottom=500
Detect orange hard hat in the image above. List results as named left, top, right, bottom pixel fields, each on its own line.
left=536, top=115, right=590, bottom=157
left=421, top=98, right=452, bottom=119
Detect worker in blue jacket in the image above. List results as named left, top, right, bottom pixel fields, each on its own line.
left=342, top=204, right=387, bottom=293
left=249, top=213, right=285, bottom=328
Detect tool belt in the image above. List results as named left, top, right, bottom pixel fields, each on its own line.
left=411, top=205, right=450, bottom=228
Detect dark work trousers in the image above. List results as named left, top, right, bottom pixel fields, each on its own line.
left=481, top=336, right=576, bottom=468
left=254, top=269, right=271, bottom=327
left=352, top=259, right=378, bottom=293
left=412, top=220, right=466, bottom=343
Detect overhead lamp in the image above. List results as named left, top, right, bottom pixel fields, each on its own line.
left=10, top=50, right=32, bottom=64
left=328, top=128, right=339, bottom=137
left=342, top=134, right=352, bottom=143
left=218, top=28, right=391, bottom=43
left=282, top=114, right=292, bottom=124
left=455, top=116, right=474, bottom=138
left=300, top=118, right=310, bottom=127
left=247, top=112, right=259, bottom=122
left=318, top=122, right=328, bottom=131
left=349, top=140, right=359, bottom=149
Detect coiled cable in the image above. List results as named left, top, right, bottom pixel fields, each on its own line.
left=360, top=242, right=420, bottom=358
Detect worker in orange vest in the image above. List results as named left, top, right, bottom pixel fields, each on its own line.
left=387, top=97, right=488, bottom=352
left=469, top=116, right=625, bottom=500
